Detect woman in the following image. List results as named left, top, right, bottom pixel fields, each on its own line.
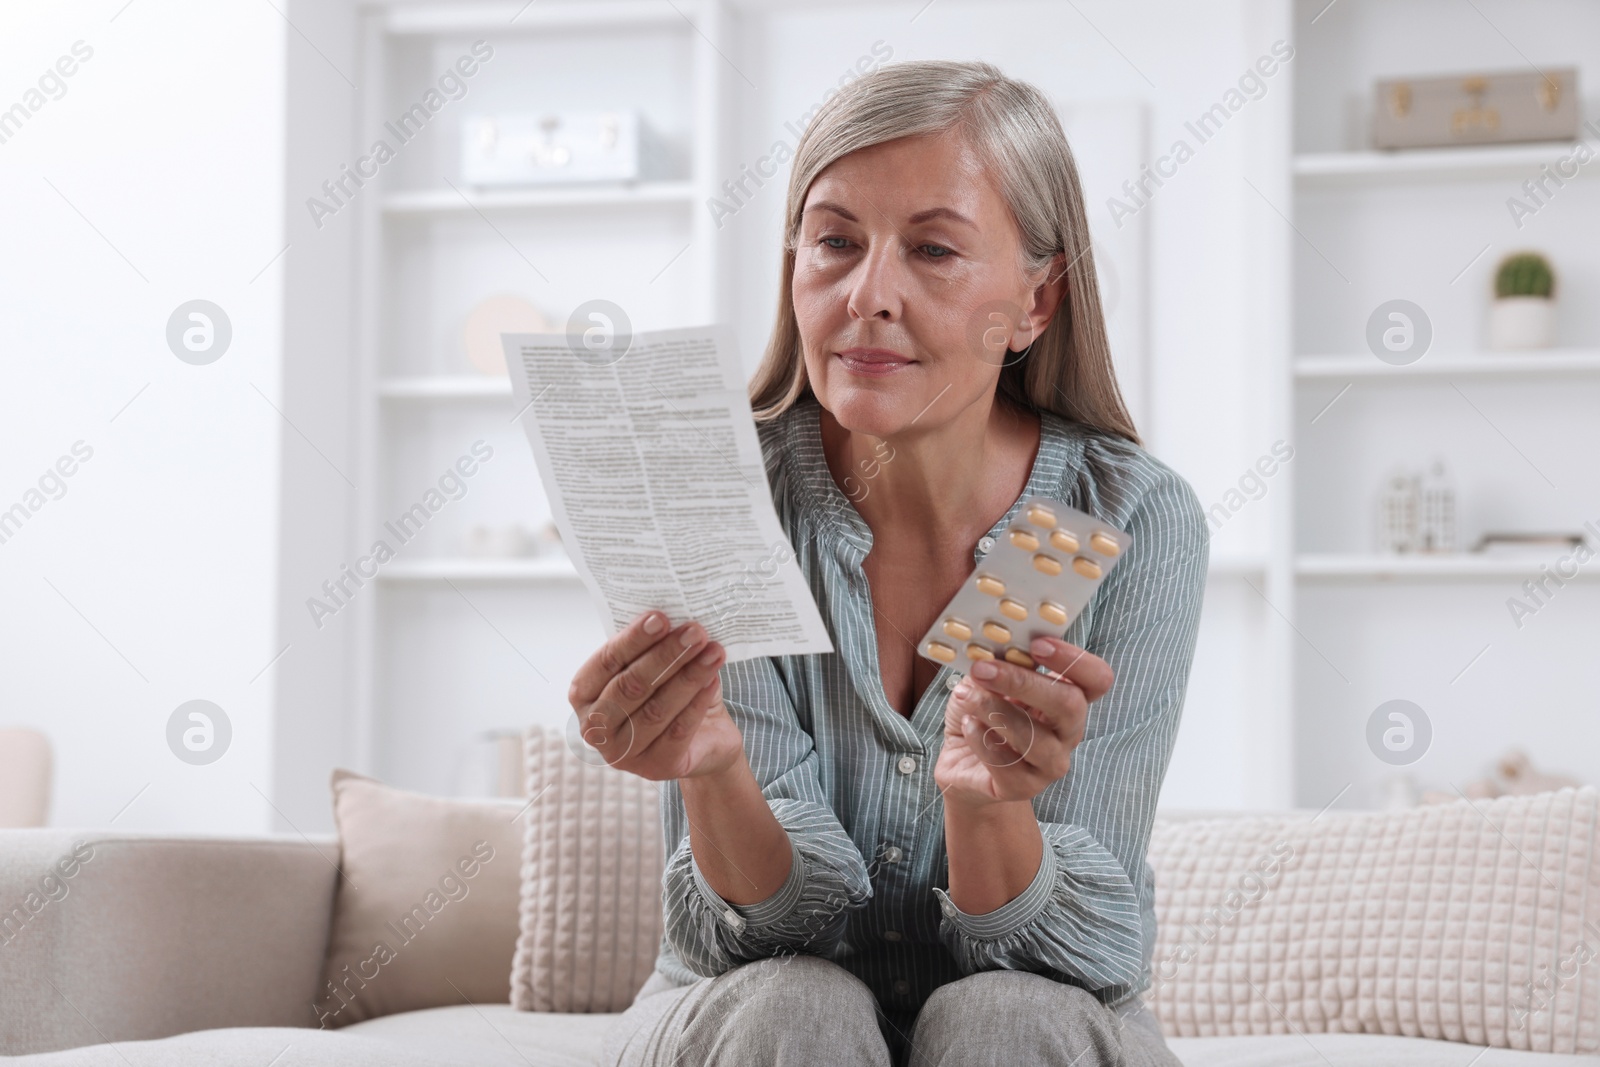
left=581, top=59, right=1206, bottom=1067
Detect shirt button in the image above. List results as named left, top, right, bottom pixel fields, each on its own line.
left=883, top=846, right=903, bottom=864
left=896, top=755, right=918, bottom=775
left=884, top=930, right=903, bottom=942
left=977, top=536, right=995, bottom=554
left=893, top=978, right=910, bottom=995
left=944, top=674, right=959, bottom=691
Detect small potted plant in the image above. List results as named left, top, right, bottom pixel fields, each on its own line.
left=1488, top=251, right=1557, bottom=350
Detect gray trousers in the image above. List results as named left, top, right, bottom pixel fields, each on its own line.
left=599, top=958, right=1182, bottom=1067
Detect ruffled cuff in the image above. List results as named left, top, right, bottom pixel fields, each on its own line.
left=932, top=823, right=1144, bottom=991
left=661, top=797, right=872, bottom=974
left=931, top=838, right=1057, bottom=940
left=690, top=834, right=807, bottom=932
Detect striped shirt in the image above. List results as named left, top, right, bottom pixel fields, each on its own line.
left=653, top=395, right=1208, bottom=1017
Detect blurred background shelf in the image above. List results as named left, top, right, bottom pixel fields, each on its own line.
left=382, top=181, right=698, bottom=216
left=1294, top=349, right=1600, bottom=380
left=1293, top=141, right=1597, bottom=186
left=384, top=0, right=686, bottom=34
left=379, top=557, right=581, bottom=582
left=379, top=377, right=513, bottom=400
left=1295, top=554, right=1594, bottom=581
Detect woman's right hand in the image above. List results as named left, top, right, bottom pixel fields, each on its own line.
left=567, top=610, right=747, bottom=782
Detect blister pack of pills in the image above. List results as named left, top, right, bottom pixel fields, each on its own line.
left=915, top=496, right=1131, bottom=676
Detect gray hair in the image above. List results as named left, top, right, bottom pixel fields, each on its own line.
left=748, top=58, right=1138, bottom=445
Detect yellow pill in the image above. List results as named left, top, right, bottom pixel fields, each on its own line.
left=1090, top=532, right=1121, bottom=556
left=925, top=641, right=957, bottom=663
left=1004, top=647, right=1035, bottom=668
left=966, top=643, right=995, bottom=662
left=975, top=574, right=1005, bottom=596
left=1049, top=528, right=1080, bottom=553
left=1038, top=601, right=1068, bottom=626
left=998, top=597, right=1028, bottom=621
left=1026, top=504, right=1057, bottom=528
left=1009, top=528, right=1040, bottom=552
left=942, top=618, right=973, bottom=641
left=1073, top=556, right=1103, bottom=580
left=1033, top=554, right=1063, bottom=576
left=981, top=621, right=1011, bottom=643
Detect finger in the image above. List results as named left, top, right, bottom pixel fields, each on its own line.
left=595, top=622, right=710, bottom=723
left=570, top=611, right=673, bottom=706
left=1026, top=638, right=1114, bottom=702
left=583, top=642, right=726, bottom=762
left=637, top=674, right=722, bottom=771
left=962, top=714, right=1027, bottom=769
left=966, top=658, right=1088, bottom=745
left=618, top=642, right=727, bottom=752
left=950, top=678, right=1047, bottom=769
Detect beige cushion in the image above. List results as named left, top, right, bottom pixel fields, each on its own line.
left=318, top=770, right=523, bottom=1026
left=511, top=724, right=665, bottom=1013
left=0, top=831, right=335, bottom=1056
left=1146, top=786, right=1600, bottom=1054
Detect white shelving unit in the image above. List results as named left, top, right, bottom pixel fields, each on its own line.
left=1295, top=349, right=1600, bottom=380
left=1295, top=553, right=1600, bottom=581
left=378, top=376, right=513, bottom=399
left=1293, top=141, right=1599, bottom=186
left=382, top=180, right=698, bottom=215
left=1284, top=0, right=1600, bottom=807
left=380, top=557, right=582, bottom=582
left=347, top=0, right=730, bottom=789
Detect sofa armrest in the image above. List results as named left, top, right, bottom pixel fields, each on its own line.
left=0, top=829, right=339, bottom=1056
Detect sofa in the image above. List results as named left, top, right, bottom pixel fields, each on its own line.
left=7, top=794, right=1599, bottom=1067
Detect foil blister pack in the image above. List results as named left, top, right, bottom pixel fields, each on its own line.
left=915, top=496, right=1131, bottom=676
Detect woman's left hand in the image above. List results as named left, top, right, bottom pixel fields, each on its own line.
left=934, top=636, right=1115, bottom=810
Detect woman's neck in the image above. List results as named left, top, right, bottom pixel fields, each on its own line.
left=820, top=396, right=1041, bottom=552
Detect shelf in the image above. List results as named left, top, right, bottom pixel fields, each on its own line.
left=383, top=182, right=698, bottom=216
left=379, top=377, right=512, bottom=400
left=1295, top=554, right=1595, bottom=582
left=1294, top=349, right=1600, bottom=381
left=385, top=1, right=691, bottom=35
left=1293, top=141, right=1595, bottom=187
left=379, top=557, right=581, bottom=582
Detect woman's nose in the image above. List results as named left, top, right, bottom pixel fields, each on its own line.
left=845, top=241, right=904, bottom=322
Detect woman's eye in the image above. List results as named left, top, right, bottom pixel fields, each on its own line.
left=820, top=236, right=851, bottom=251
left=918, top=244, right=952, bottom=259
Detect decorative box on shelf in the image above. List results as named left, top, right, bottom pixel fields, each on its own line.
left=1372, top=67, right=1579, bottom=149
left=460, top=111, right=671, bottom=187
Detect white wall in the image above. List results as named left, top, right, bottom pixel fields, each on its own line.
left=0, top=3, right=284, bottom=832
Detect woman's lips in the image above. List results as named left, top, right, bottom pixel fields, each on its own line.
left=835, top=349, right=914, bottom=377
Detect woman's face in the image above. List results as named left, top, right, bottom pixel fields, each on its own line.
left=792, top=132, right=1062, bottom=439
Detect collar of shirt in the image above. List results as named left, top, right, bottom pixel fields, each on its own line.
left=778, top=394, right=1087, bottom=571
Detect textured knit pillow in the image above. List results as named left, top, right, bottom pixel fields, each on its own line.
left=511, top=723, right=665, bottom=1013
left=1145, top=786, right=1600, bottom=1053
left=318, top=770, right=524, bottom=1027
